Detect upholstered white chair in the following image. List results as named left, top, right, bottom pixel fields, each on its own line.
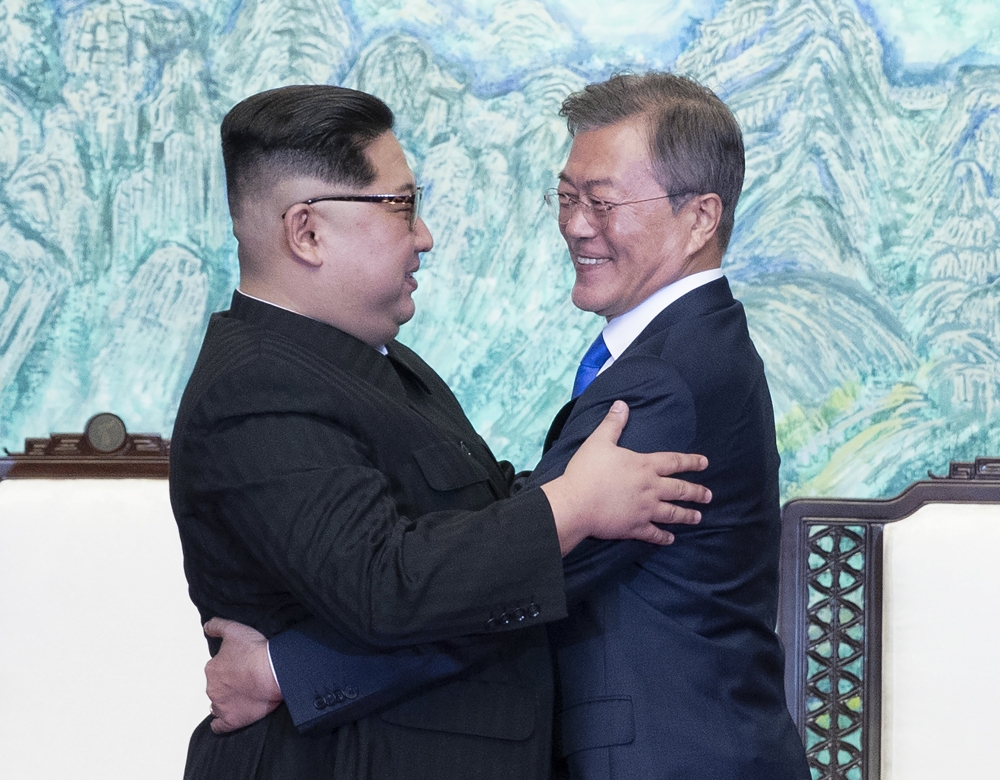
left=778, top=460, right=1000, bottom=780
left=0, top=416, right=207, bottom=780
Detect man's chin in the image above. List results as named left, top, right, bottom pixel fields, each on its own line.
left=396, top=300, right=416, bottom=328
left=571, top=284, right=609, bottom=316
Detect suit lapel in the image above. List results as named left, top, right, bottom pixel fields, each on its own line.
left=385, top=345, right=433, bottom=397
left=543, top=399, right=576, bottom=454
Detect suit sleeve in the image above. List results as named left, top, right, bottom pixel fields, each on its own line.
left=529, top=354, right=701, bottom=604
left=271, top=623, right=511, bottom=732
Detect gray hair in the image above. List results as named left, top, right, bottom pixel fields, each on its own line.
left=560, top=72, right=744, bottom=252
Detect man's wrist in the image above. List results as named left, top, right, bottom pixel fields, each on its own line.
left=541, top=477, right=589, bottom=555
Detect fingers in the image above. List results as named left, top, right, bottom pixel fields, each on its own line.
left=203, top=616, right=234, bottom=638
left=208, top=701, right=231, bottom=734
left=204, top=657, right=221, bottom=700
left=631, top=502, right=701, bottom=544
left=635, top=524, right=676, bottom=546
left=638, top=452, right=712, bottom=505
left=592, top=400, right=630, bottom=446
left=210, top=716, right=238, bottom=734
left=655, top=502, right=702, bottom=526
left=659, top=476, right=712, bottom=506
left=654, top=451, right=709, bottom=475
left=205, top=664, right=242, bottom=734
left=627, top=506, right=699, bottom=546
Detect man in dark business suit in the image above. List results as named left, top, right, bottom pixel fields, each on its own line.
left=170, top=84, right=709, bottom=780
left=203, top=74, right=810, bottom=779
left=530, top=73, right=809, bottom=779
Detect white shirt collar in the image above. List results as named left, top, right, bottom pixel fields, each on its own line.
left=236, top=287, right=299, bottom=314
left=598, top=268, right=724, bottom=371
left=235, top=288, right=388, bottom=354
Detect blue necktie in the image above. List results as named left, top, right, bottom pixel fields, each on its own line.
left=572, top=333, right=612, bottom=398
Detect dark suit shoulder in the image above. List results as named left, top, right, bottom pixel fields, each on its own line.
left=628, top=282, right=747, bottom=357
left=185, top=312, right=264, bottom=385
left=612, top=285, right=766, bottom=414
left=175, top=311, right=411, bottom=439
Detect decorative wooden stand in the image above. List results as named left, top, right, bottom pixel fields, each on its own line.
left=1, top=412, right=169, bottom=479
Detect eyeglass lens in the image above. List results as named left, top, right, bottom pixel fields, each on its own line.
left=545, top=190, right=610, bottom=230
left=410, top=187, right=423, bottom=230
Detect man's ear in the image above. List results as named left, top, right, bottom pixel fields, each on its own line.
left=282, top=204, right=324, bottom=267
left=685, top=193, right=723, bottom=256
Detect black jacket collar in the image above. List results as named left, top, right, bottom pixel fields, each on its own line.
left=226, top=290, right=413, bottom=397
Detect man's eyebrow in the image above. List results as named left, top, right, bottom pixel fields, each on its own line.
left=389, top=181, right=416, bottom=194
left=557, top=172, right=616, bottom=189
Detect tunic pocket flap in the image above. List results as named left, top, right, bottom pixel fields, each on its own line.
left=413, top=442, right=490, bottom=491
left=559, top=696, right=635, bottom=756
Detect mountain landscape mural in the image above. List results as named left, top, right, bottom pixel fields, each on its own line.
left=1, top=0, right=999, bottom=502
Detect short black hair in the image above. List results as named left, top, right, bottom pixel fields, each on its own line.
left=221, top=85, right=395, bottom=217
left=560, top=72, right=745, bottom=252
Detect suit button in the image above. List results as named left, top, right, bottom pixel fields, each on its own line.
left=528, top=603, right=541, bottom=618
left=314, top=695, right=328, bottom=710
left=500, top=613, right=512, bottom=626
left=513, top=608, right=526, bottom=622
left=486, top=617, right=498, bottom=629
left=344, top=686, right=358, bottom=699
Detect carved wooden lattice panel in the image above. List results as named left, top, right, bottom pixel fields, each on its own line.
left=804, top=524, right=866, bottom=780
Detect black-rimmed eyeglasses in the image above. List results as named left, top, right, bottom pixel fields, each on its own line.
left=543, top=188, right=695, bottom=231
left=283, top=186, right=424, bottom=230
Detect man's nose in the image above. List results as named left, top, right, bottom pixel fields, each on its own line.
left=414, top=217, right=434, bottom=252
left=561, top=203, right=599, bottom=239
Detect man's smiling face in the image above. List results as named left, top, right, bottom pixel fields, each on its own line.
left=557, top=117, right=704, bottom=320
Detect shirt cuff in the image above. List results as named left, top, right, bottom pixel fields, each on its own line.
left=266, top=640, right=282, bottom=694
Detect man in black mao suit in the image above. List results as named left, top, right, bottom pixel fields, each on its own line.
left=170, top=84, right=708, bottom=780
